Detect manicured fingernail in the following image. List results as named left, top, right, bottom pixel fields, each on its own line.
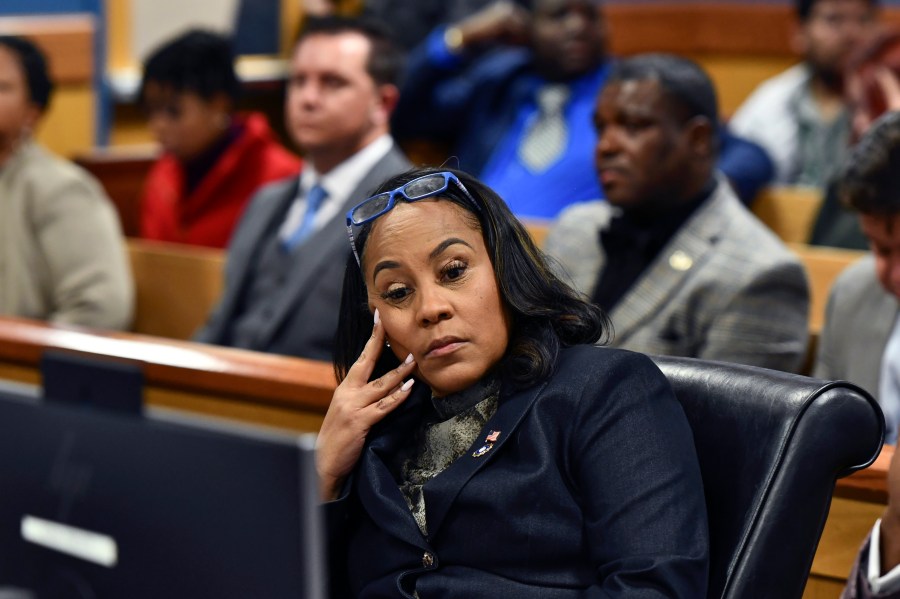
left=404, top=353, right=414, bottom=364
left=401, top=379, right=414, bottom=392
left=374, top=308, right=380, bottom=325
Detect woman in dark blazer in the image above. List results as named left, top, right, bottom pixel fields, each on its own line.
left=318, top=167, right=709, bottom=597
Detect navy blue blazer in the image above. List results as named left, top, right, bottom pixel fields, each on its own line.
left=327, top=345, right=709, bottom=598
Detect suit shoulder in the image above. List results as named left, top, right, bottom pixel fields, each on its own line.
left=555, top=345, right=662, bottom=383
left=553, top=200, right=611, bottom=230
left=830, top=255, right=880, bottom=303
left=714, top=192, right=801, bottom=270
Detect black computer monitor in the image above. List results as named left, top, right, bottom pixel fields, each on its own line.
left=40, top=351, right=143, bottom=415
left=0, top=388, right=325, bottom=599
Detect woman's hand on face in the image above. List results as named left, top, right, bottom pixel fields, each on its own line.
left=316, top=309, right=417, bottom=501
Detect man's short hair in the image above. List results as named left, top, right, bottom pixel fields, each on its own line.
left=796, top=0, right=879, bottom=22
left=139, top=29, right=241, bottom=106
left=606, top=53, right=719, bottom=133
left=297, top=16, right=403, bottom=87
left=839, top=111, right=900, bottom=215
left=0, top=35, right=54, bottom=111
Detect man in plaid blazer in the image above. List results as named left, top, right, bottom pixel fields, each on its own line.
left=544, top=54, right=810, bottom=372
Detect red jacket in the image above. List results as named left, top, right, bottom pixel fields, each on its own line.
left=140, top=112, right=301, bottom=248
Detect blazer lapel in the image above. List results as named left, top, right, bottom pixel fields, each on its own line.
left=421, top=379, right=549, bottom=542
left=356, top=390, right=431, bottom=550
left=611, top=182, right=728, bottom=343
left=215, top=179, right=299, bottom=330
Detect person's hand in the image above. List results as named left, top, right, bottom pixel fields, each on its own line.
left=453, top=0, right=531, bottom=49
left=855, top=68, right=900, bottom=135
left=316, top=309, right=417, bottom=501
left=875, top=67, right=900, bottom=112
left=880, top=445, right=900, bottom=573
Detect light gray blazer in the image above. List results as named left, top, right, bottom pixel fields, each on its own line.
left=544, top=178, right=810, bottom=372
left=195, top=146, right=411, bottom=360
left=814, top=255, right=897, bottom=398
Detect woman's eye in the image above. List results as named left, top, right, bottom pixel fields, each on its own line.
left=443, top=261, right=467, bottom=281
left=382, top=285, right=411, bottom=301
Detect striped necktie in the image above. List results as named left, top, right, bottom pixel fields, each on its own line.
left=517, top=83, right=571, bottom=172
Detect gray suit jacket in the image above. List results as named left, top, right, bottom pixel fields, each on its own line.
left=814, top=255, right=897, bottom=398
left=195, top=146, right=411, bottom=360
left=544, top=178, right=810, bottom=372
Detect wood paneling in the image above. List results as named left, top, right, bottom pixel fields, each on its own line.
left=0, top=14, right=94, bottom=85
left=0, top=316, right=335, bottom=431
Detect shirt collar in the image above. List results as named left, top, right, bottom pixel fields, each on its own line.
left=299, top=134, right=394, bottom=205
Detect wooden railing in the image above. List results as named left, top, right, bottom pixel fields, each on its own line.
left=0, top=316, right=335, bottom=432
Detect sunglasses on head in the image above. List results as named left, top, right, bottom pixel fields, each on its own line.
left=345, top=171, right=481, bottom=266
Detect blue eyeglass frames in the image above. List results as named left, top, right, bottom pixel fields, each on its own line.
left=345, top=171, right=482, bottom=266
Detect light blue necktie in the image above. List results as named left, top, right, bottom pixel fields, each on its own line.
left=282, top=184, right=328, bottom=251
left=879, top=314, right=900, bottom=444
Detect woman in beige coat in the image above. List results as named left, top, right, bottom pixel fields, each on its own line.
left=0, top=36, right=132, bottom=330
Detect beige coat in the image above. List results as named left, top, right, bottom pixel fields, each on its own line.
left=0, top=141, right=133, bottom=329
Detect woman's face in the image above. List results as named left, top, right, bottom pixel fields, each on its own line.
left=0, top=45, right=39, bottom=160
left=142, top=82, right=230, bottom=162
left=363, top=199, right=511, bottom=397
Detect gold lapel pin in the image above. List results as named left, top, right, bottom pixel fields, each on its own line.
left=669, top=250, right=693, bottom=272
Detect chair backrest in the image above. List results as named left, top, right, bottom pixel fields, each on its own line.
left=652, top=356, right=884, bottom=599
left=126, top=239, right=225, bottom=339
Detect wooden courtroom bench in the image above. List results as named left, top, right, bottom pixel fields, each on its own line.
left=752, top=186, right=824, bottom=245
left=0, top=315, right=334, bottom=432
left=126, top=238, right=225, bottom=340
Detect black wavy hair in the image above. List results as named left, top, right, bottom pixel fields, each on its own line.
left=838, top=111, right=900, bottom=215
left=0, top=35, right=54, bottom=111
left=333, top=167, right=610, bottom=390
left=138, top=29, right=240, bottom=106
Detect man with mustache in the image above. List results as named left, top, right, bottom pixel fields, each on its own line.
left=544, top=54, right=810, bottom=372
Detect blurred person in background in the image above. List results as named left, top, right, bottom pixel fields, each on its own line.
left=811, top=28, right=900, bottom=249
left=731, top=0, right=879, bottom=189
left=138, top=29, right=301, bottom=249
left=544, top=54, right=809, bottom=372
left=194, top=16, right=410, bottom=361
left=0, top=36, right=133, bottom=330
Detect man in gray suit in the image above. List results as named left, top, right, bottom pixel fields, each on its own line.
left=195, top=16, right=411, bottom=360
left=815, top=111, right=900, bottom=444
left=544, top=54, right=810, bottom=372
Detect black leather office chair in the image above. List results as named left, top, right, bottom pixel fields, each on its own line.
left=652, top=356, right=884, bottom=599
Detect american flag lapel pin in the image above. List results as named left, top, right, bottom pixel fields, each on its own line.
left=472, top=430, right=501, bottom=458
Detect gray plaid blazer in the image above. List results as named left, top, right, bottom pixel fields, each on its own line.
left=544, top=178, right=810, bottom=372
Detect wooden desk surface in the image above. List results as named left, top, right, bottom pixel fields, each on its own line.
left=0, top=316, right=336, bottom=431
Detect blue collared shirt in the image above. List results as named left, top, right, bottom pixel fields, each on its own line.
left=479, top=64, right=610, bottom=219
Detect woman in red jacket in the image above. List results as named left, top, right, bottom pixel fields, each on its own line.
left=139, top=29, right=301, bottom=248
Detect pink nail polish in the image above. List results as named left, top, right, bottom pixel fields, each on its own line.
left=374, top=308, right=380, bottom=325
left=401, top=379, right=414, bottom=392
